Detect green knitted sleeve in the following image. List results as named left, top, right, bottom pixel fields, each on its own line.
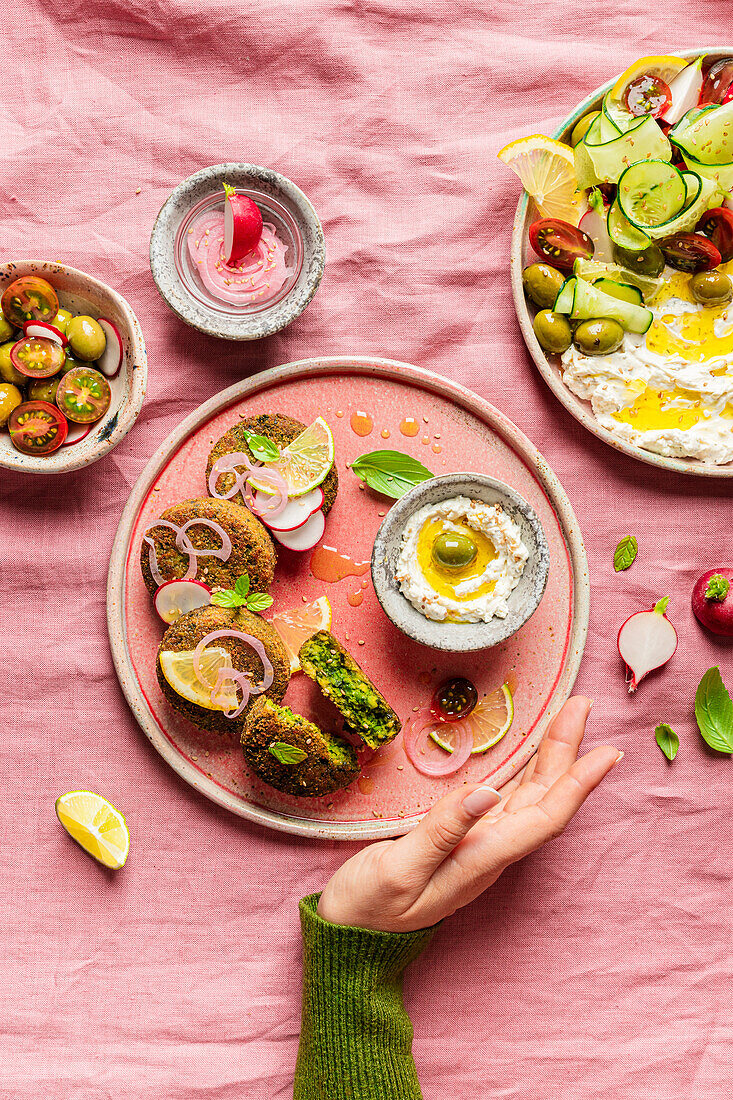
left=294, top=894, right=436, bottom=1100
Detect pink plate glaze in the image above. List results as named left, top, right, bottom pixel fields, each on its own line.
left=107, top=357, right=589, bottom=840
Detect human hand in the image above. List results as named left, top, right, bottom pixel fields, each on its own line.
left=317, top=697, right=621, bottom=932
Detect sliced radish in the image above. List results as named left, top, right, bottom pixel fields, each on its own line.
left=154, top=579, right=212, bottom=624
left=23, top=320, right=68, bottom=347
left=60, top=421, right=93, bottom=447
left=660, top=58, right=704, bottom=125
left=579, top=194, right=614, bottom=263
left=617, top=597, right=678, bottom=693
left=272, top=509, right=325, bottom=552
left=223, top=183, right=263, bottom=263
left=254, top=487, right=324, bottom=532
left=97, top=318, right=123, bottom=378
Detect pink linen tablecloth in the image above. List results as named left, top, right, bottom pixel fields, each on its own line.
left=2, top=3, right=733, bottom=1097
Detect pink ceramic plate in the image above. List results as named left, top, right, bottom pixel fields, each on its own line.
left=107, top=357, right=589, bottom=840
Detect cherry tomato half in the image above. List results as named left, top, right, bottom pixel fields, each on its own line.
left=430, top=677, right=479, bottom=722
left=10, top=336, right=66, bottom=378
left=695, top=207, right=733, bottom=263
left=8, top=400, right=68, bottom=455
left=660, top=232, right=722, bottom=273
left=56, top=366, right=111, bottom=424
left=623, top=74, right=672, bottom=118
left=529, top=218, right=594, bottom=273
left=701, top=58, right=733, bottom=106
left=1, top=277, right=59, bottom=328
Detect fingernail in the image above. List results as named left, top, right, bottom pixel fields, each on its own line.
left=463, top=785, right=501, bottom=816
left=587, top=699, right=594, bottom=710
left=613, top=751, right=624, bottom=766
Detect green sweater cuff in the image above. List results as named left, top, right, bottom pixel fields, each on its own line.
left=294, top=894, right=436, bottom=1100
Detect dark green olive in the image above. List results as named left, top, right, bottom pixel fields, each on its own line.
left=570, top=111, right=599, bottom=147
left=28, top=376, right=60, bottom=403
left=690, top=270, right=733, bottom=307
left=432, top=531, right=477, bottom=571
left=533, top=309, right=572, bottom=354
left=612, top=242, right=665, bottom=277
left=522, top=262, right=566, bottom=309
left=573, top=318, right=624, bottom=356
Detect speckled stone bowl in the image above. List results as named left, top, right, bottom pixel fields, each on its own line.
left=0, top=260, right=147, bottom=476
left=150, top=163, right=325, bottom=340
left=372, top=473, right=550, bottom=652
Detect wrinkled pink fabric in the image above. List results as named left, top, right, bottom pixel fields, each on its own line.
left=2, top=4, right=733, bottom=1098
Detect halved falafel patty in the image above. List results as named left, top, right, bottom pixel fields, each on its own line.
left=157, top=605, right=290, bottom=734
left=141, top=497, right=276, bottom=599
left=242, top=696, right=360, bottom=797
left=298, top=631, right=402, bottom=749
left=206, top=413, right=338, bottom=513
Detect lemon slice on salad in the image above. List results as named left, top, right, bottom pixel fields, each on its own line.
left=497, top=135, right=587, bottom=225
left=609, top=55, right=688, bottom=104
left=248, top=417, right=334, bottom=498
left=271, top=596, right=332, bottom=673
left=160, top=646, right=238, bottom=710
left=55, top=791, right=130, bottom=870
left=429, top=683, right=514, bottom=755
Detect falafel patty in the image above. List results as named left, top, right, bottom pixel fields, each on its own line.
left=157, top=605, right=290, bottom=733
left=206, top=413, right=338, bottom=513
left=141, top=497, right=276, bottom=599
left=242, top=696, right=360, bottom=797
left=298, top=631, right=402, bottom=749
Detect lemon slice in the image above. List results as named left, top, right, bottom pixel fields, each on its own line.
left=498, top=135, right=588, bottom=225
left=429, top=683, right=513, bottom=755
left=159, top=646, right=238, bottom=710
left=271, top=596, right=332, bottom=673
left=248, top=417, right=334, bottom=498
left=56, top=791, right=130, bottom=869
left=609, top=55, right=688, bottom=104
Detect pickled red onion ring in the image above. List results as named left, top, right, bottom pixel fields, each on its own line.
left=143, top=521, right=197, bottom=586
left=403, top=709, right=473, bottom=777
left=208, top=452, right=258, bottom=499
left=208, top=452, right=289, bottom=518
left=210, top=667, right=254, bottom=720
left=142, top=519, right=232, bottom=586
left=193, top=629, right=274, bottom=717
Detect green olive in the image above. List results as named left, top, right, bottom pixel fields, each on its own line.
left=0, top=314, right=16, bottom=343
left=0, top=382, right=22, bottom=428
left=28, top=376, right=60, bottom=403
left=570, top=111, right=600, bottom=147
left=522, top=263, right=566, bottom=309
left=612, top=242, right=665, bottom=277
left=0, top=340, right=25, bottom=385
left=690, top=270, right=733, bottom=307
left=533, top=309, right=572, bottom=355
left=59, top=354, right=83, bottom=375
left=573, top=318, right=624, bottom=356
left=52, top=307, right=73, bottom=335
left=66, top=315, right=106, bottom=361
left=432, top=531, right=477, bottom=571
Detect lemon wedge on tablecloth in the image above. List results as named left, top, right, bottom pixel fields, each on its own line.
left=159, top=646, right=238, bottom=710
left=497, top=135, right=587, bottom=225
left=56, top=791, right=130, bottom=870
left=271, top=596, right=332, bottom=673
left=429, top=683, right=514, bottom=755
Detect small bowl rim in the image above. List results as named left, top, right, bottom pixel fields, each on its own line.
left=371, top=472, right=550, bottom=652
left=0, top=259, right=147, bottom=476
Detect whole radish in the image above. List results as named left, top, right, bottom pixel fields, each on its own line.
left=692, top=568, right=733, bottom=637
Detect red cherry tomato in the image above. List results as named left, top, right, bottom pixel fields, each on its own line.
left=8, top=400, right=68, bottom=455
left=701, top=58, right=733, bottom=105
left=430, top=677, right=479, bottom=722
left=529, top=218, right=594, bottom=273
left=1, top=277, right=59, bottom=328
left=623, top=74, right=672, bottom=118
left=660, top=232, right=722, bottom=273
left=56, top=366, right=111, bottom=423
left=10, top=336, right=66, bottom=378
left=695, top=207, right=733, bottom=263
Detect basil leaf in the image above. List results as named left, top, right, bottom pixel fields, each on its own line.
left=349, top=450, right=433, bottom=499
left=705, top=574, right=730, bottom=601
left=613, top=535, right=638, bottom=572
left=655, top=723, right=679, bottom=761
left=242, top=430, right=280, bottom=463
left=268, top=741, right=307, bottom=765
left=246, top=593, right=274, bottom=613
left=654, top=596, right=670, bottom=615
left=695, top=666, right=733, bottom=753
left=211, top=590, right=241, bottom=608
left=234, top=573, right=251, bottom=598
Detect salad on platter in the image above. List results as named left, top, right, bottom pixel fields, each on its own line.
left=500, top=53, right=733, bottom=466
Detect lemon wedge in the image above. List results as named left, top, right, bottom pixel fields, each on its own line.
left=159, top=646, right=238, bottom=710
left=609, top=55, right=688, bottom=104
left=271, top=596, right=332, bottom=673
left=498, top=135, right=587, bottom=225
left=429, top=683, right=514, bottom=754
left=56, top=791, right=130, bottom=870
left=248, top=417, right=334, bottom=498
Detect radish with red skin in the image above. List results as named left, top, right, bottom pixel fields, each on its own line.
left=223, top=183, right=263, bottom=263
left=154, top=579, right=212, bottom=624
left=579, top=192, right=614, bottom=263
left=271, top=509, right=325, bottom=552
left=23, top=320, right=68, bottom=347
left=96, top=318, right=123, bottom=378
left=692, top=568, right=733, bottom=636
left=253, top=487, right=324, bottom=532
left=617, top=597, right=678, bottom=693
left=60, top=421, right=92, bottom=447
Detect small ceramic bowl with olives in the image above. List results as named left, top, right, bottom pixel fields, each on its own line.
left=371, top=472, right=550, bottom=652
left=0, top=261, right=147, bottom=475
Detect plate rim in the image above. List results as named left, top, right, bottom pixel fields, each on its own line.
left=107, top=356, right=590, bottom=840
left=510, top=46, right=733, bottom=479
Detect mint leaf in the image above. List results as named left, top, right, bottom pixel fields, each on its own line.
left=349, top=450, right=433, bottom=499
left=211, top=590, right=241, bottom=608
left=613, top=535, right=638, bottom=572
left=268, top=742, right=307, bottom=765
left=705, top=574, right=730, bottom=601
left=242, top=430, right=280, bottom=463
left=212, top=573, right=272, bottom=611
left=654, top=596, right=670, bottom=615
left=695, top=667, right=733, bottom=753
left=246, top=593, right=274, bottom=613
left=234, top=573, right=251, bottom=599
left=655, top=723, right=679, bottom=761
